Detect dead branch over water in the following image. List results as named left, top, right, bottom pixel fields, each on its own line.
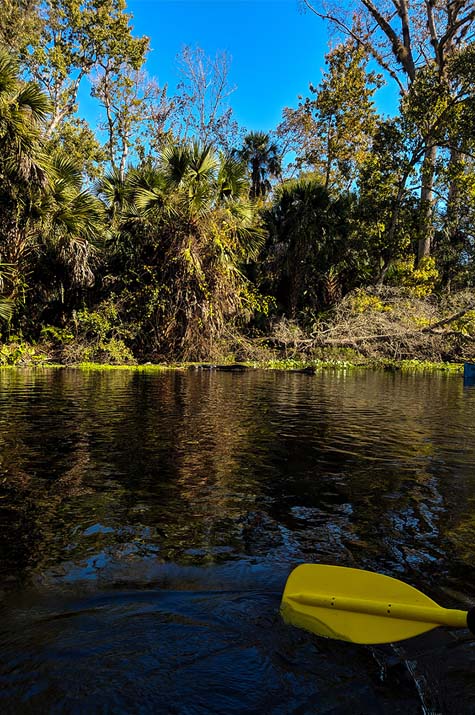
left=271, top=288, right=475, bottom=362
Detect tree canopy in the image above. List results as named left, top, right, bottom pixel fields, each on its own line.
left=1, top=0, right=475, bottom=363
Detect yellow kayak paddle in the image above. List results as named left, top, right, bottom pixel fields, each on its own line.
left=281, top=564, right=475, bottom=644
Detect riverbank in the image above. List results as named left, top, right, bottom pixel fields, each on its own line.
left=0, top=353, right=465, bottom=373
left=1, top=287, right=473, bottom=371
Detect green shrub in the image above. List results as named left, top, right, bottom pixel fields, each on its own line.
left=349, top=289, right=392, bottom=314
left=387, top=256, right=439, bottom=297
left=63, top=298, right=137, bottom=365
left=0, top=341, right=49, bottom=365
left=40, top=325, right=74, bottom=344
left=60, top=337, right=136, bottom=365
left=451, top=310, right=475, bottom=337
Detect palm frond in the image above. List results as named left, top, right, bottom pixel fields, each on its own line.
left=133, top=187, right=165, bottom=212
left=159, top=143, right=191, bottom=186
left=188, top=142, right=218, bottom=182
left=0, top=262, right=15, bottom=290
left=15, top=82, right=51, bottom=123
left=217, top=154, right=249, bottom=199
left=52, top=188, right=104, bottom=244
left=49, top=153, right=83, bottom=189
left=0, top=51, right=19, bottom=98
left=0, top=298, right=13, bottom=322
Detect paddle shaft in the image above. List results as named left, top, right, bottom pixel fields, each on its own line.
left=287, top=592, right=470, bottom=629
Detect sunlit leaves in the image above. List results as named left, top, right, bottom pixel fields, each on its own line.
left=97, top=141, right=265, bottom=359
left=278, top=40, right=380, bottom=192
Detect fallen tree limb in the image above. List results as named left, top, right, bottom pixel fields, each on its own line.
left=320, top=329, right=475, bottom=348
left=314, top=303, right=475, bottom=348
left=421, top=303, right=475, bottom=332
left=321, top=334, right=405, bottom=345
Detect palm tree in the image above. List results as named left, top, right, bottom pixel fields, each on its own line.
left=0, top=52, right=50, bottom=179
left=0, top=50, right=50, bottom=323
left=0, top=263, right=13, bottom=323
left=19, top=152, right=105, bottom=330
left=39, top=154, right=103, bottom=286
left=235, top=131, right=281, bottom=199
left=264, top=176, right=356, bottom=316
left=103, top=141, right=264, bottom=359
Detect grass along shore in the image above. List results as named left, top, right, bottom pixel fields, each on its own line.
left=1, top=287, right=474, bottom=373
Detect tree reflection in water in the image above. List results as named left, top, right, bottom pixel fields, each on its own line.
left=1, top=367, right=475, bottom=712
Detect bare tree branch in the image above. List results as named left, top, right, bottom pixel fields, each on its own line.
left=361, top=0, right=416, bottom=81
left=301, top=0, right=407, bottom=92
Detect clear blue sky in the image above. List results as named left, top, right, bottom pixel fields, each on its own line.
left=124, top=0, right=333, bottom=132
left=80, top=0, right=398, bottom=136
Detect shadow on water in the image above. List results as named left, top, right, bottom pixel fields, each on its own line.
left=0, top=559, right=446, bottom=715
left=1, top=368, right=475, bottom=713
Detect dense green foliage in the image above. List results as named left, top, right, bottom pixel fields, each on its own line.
left=1, top=1, right=474, bottom=363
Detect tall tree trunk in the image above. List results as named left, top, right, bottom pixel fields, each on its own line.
left=417, top=144, right=437, bottom=264
left=441, top=144, right=464, bottom=289
left=446, top=146, right=461, bottom=225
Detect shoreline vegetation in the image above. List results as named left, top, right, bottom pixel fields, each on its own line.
left=1, top=286, right=472, bottom=373
left=0, top=359, right=465, bottom=373
left=0, top=358, right=466, bottom=373
left=1, top=4, right=475, bottom=372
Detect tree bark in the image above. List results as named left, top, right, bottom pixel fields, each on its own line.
left=417, top=143, right=437, bottom=264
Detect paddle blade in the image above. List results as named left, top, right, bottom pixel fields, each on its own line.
left=281, top=564, right=441, bottom=645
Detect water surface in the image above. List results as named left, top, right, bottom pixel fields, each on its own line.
left=1, top=368, right=475, bottom=714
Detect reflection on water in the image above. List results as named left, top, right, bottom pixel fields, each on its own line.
left=1, top=368, right=475, bottom=713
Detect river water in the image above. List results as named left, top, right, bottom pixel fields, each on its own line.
left=0, top=367, right=474, bottom=714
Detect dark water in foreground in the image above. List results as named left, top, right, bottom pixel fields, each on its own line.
left=1, top=368, right=475, bottom=714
